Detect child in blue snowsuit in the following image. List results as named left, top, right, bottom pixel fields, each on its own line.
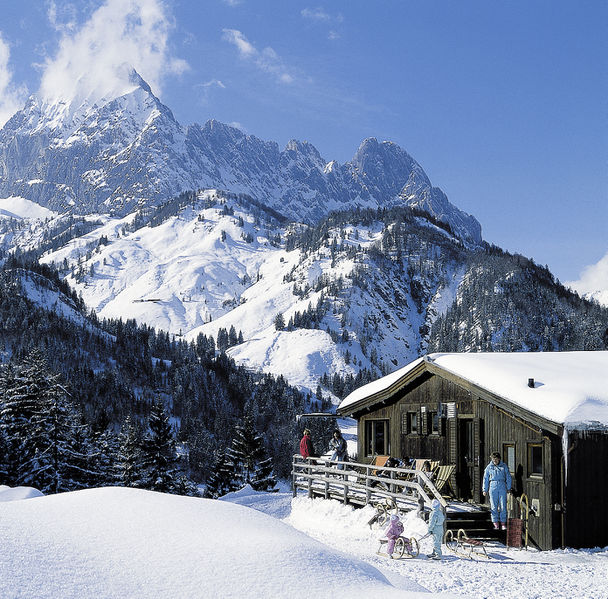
left=427, top=499, right=445, bottom=560
left=482, top=451, right=512, bottom=530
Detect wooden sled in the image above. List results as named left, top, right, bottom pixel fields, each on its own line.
left=443, top=528, right=489, bottom=560
left=367, top=497, right=398, bottom=529
left=377, top=535, right=420, bottom=559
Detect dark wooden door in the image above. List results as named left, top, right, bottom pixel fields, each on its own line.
left=457, top=418, right=475, bottom=500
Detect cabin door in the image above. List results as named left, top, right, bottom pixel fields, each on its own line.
left=456, top=418, right=480, bottom=501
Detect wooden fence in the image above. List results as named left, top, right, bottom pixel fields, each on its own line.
left=292, top=455, right=448, bottom=513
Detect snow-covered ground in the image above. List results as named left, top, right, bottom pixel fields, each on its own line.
left=0, top=196, right=57, bottom=220
left=1, top=484, right=606, bottom=599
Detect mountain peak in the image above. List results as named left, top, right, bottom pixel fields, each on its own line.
left=127, top=68, right=153, bottom=94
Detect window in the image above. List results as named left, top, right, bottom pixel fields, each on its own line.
left=407, top=411, right=418, bottom=435
left=365, top=420, right=389, bottom=456
left=527, top=443, right=543, bottom=477
left=503, top=443, right=516, bottom=473
left=430, top=411, right=439, bottom=435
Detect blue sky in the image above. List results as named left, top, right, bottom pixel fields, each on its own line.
left=0, top=0, right=606, bottom=287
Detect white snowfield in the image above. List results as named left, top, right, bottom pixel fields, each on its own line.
left=1, top=485, right=607, bottom=598
left=339, top=351, right=608, bottom=428
left=0, top=486, right=442, bottom=599
left=0, top=196, right=57, bottom=221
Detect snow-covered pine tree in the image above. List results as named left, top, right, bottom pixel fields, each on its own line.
left=89, top=427, right=119, bottom=487
left=0, top=348, right=94, bottom=493
left=140, top=401, right=180, bottom=493
left=114, top=415, right=145, bottom=487
left=0, top=362, right=17, bottom=482
left=204, top=448, right=238, bottom=498
left=45, top=389, right=98, bottom=492
left=226, top=416, right=276, bottom=492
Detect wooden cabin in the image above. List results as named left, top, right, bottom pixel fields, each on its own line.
left=337, top=351, right=608, bottom=550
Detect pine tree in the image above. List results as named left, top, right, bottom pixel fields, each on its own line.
left=274, top=312, right=285, bottom=331
left=0, top=349, right=93, bottom=493
left=140, top=401, right=179, bottom=493
left=217, top=328, right=229, bottom=353
left=226, top=416, right=276, bottom=492
left=46, top=394, right=98, bottom=492
left=204, top=448, right=238, bottom=498
left=228, top=325, right=238, bottom=347
left=114, top=416, right=144, bottom=487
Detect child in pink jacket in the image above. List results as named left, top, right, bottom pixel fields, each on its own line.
left=384, top=514, right=404, bottom=558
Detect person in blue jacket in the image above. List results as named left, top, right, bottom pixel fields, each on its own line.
left=482, top=451, right=512, bottom=530
left=426, top=498, right=445, bottom=560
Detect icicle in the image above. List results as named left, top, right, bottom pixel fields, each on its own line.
left=561, top=427, right=569, bottom=488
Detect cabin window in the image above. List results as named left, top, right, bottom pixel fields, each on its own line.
left=503, top=443, right=516, bottom=473
left=527, top=443, right=543, bottom=477
left=365, top=420, right=389, bottom=456
left=407, top=411, right=418, bottom=435
left=430, top=411, right=439, bottom=435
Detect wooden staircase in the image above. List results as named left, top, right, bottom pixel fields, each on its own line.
left=446, top=508, right=503, bottom=541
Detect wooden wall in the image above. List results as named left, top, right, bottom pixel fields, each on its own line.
left=564, top=430, right=608, bottom=548
left=476, top=400, right=556, bottom=550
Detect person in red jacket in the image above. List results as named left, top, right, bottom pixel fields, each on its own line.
left=299, top=429, right=315, bottom=458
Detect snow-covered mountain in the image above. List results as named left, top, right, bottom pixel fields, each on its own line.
left=0, top=188, right=469, bottom=394
left=0, top=70, right=481, bottom=243
left=4, top=191, right=446, bottom=390
left=3, top=71, right=605, bottom=401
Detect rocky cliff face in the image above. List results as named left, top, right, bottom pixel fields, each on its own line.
left=0, top=71, right=481, bottom=243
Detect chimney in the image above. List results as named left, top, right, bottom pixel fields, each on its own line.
left=528, top=378, right=535, bottom=388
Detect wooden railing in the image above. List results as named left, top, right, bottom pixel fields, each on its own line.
left=292, top=455, right=448, bottom=511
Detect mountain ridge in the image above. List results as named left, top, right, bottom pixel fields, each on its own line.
left=0, top=71, right=482, bottom=243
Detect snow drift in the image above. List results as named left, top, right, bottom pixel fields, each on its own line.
left=0, top=486, right=433, bottom=599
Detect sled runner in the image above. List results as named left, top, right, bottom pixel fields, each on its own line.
left=443, top=528, right=489, bottom=560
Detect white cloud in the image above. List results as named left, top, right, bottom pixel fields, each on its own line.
left=0, top=34, right=28, bottom=127
left=228, top=121, right=247, bottom=132
left=203, top=79, right=226, bottom=90
left=221, top=28, right=296, bottom=84
left=195, top=78, right=226, bottom=104
left=301, top=7, right=343, bottom=41
left=47, top=1, right=78, bottom=34
left=222, top=29, right=256, bottom=58
left=301, top=8, right=332, bottom=22
left=567, top=251, right=608, bottom=306
left=39, top=0, right=189, bottom=105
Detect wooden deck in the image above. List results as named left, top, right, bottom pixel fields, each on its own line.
left=292, top=455, right=447, bottom=513
left=292, top=455, right=500, bottom=539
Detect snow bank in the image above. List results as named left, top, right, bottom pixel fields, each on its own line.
left=0, top=485, right=44, bottom=501
left=0, top=486, right=431, bottom=598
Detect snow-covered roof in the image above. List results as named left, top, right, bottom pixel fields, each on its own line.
left=338, top=351, right=608, bottom=429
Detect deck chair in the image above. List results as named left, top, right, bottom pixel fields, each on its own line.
left=412, top=459, right=439, bottom=472
left=432, top=464, right=456, bottom=497
left=353, top=455, right=389, bottom=483
left=371, top=455, right=390, bottom=475
left=413, top=458, right=431, bottom=471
